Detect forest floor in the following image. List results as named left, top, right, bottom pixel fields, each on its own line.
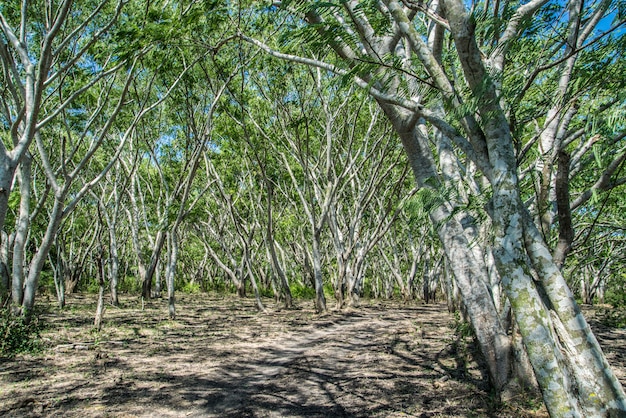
left=1, top=293, right=625, bottom=418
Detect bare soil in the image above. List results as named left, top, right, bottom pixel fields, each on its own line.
left=1, top=294, right=624, bottom=417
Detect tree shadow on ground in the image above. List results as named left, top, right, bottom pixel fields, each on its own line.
left=0, top=295, right=562, bottom=417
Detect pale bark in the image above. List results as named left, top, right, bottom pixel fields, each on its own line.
left=249, top=0, right=625, bottom=410
left=441, top=0, right=626, bottom=412
left=253, top=1, right=514, bottom=393
left=94, top=246, right=106, bottom=332
left=107, top=212, right=121, bottom=307
left=0, top=230, right=9, bottom=301
left=266, top=183, right=292, bottom=308
left=11, top=155, right=31, bottom=309
left=0, top=0, right=126, bottom=234
left=165, top=231, right=178, bottom=320
left=384, top=103, right=513, bottom=393
left=22, top=196, right=65, bottom=317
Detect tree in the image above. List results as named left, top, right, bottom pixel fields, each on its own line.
left=242, top=0, right=626, bottom=413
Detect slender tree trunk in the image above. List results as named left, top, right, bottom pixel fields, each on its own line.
left=266, top=183, right=292, bottom=308
left=108, top=228, right=120, bottom=306
left=312, top=231, right=326, bottom=313
left=11, top=156, right=31, bottom=311
left=142, top=229, right=166, bottom=298
left=22, top=196, right=66, bottom=320
left=0, top=152, right=19, bottom=236
left=94, top=247, right=106, bottom=332
left=0, top=230, right=9, bottom=302
left=165, top=231, right=177, bottom=319
left=53, top=240, right=66, bottom=309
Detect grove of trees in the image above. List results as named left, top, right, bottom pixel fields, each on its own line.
left=1, top=0, right=625, bottom=416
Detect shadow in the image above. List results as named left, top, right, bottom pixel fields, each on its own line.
left=1, top=298, right=497, bottom=417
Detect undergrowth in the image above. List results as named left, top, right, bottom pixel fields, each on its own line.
left=0, top=307, right=45, bottom=358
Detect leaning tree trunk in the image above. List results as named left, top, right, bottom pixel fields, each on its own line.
left=523, top=213, right=626, bottom=415
left=0, top=230, right=9, bottom=302
left=142, top=229, right=167, bottom=299
left=382, top=104, right=515, bottom=394
left=22, top=196, right=66, bottom=320
left=440, top=0, right=626, bottom=410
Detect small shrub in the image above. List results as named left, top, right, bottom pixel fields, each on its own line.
left=0, top=308, right=45, bottom=358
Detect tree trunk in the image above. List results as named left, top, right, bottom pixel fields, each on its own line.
left=523, top=215, right=626, bottom=415
left=266, top=183, right=292, bottom=308
left=94, top=247, right=106, bottom=332
left=142, top=229, right=166, bottom=299
left=11, top=156, right=31, bottom=311
left=383, top=104, right=514, bottom=394
left=0, top=154, right=18, bottom=242
left=312, top=232, right=326, bottom=313
left=53, top=244, right=66, bottom=309
left=102, top=199, right=120, bottom=307
left=0, top=230, right=9, bottom=302
left=165, top=231, right=177, bottom=319
left=22, top=196, right=66, bottom=320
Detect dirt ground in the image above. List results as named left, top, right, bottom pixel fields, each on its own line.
left=1, top=294, right=624, bottom=418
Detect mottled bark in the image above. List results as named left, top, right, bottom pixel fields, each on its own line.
left=442, top=0, right=626, bottom=411
left=383, top=103, right=512, bottom=393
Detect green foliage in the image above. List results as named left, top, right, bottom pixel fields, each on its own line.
left=119, top=276, right=143, bottom=294
left=450, top=311, right=475, bottom=339
left=290, top=283, right=315, bottom=299
left=0, top=308, right=45, bottom=358
left=600, top=275, right=626, bottom=327
left=180, top=281, right=202, bottom=294
left=258, top=286, right=275, bottom=299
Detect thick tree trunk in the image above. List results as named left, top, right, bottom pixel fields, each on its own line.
left=382, top=104, right=514, bottom=394
left=523, top=214, right=626, bottom=415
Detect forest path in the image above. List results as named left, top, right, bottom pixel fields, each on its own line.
left=0, top=293, right=576, bottom=417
